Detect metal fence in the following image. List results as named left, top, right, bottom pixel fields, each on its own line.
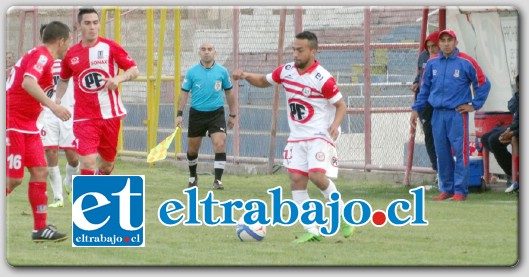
left=6, top=6, right=441, bottom=176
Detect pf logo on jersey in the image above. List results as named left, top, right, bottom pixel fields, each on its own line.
left=72, top=175, right=145, bottom=247
left=288, top=98, right=314, bottom=124
left=79, top=68, right=110, bottom=93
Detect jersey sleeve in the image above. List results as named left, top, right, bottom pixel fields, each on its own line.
left=265, top=65, right=283, bottom=85
left=59, top=55, right=72, bottom=80
left=24, top=51, right=49, bottom=81
left=222, top=68, right=233, bottom=90
left=111, top=42, right=137, bottom=71
left=321, top=77, right=342, bottom=104
left=181, top=70, right=192, bottom=92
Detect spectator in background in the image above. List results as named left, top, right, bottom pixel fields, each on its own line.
left=497, top=74, right=519, bottom=193
left=410, top=29, right=491, bottom=201
left=411, top=31, right=440, bottom=183
left=6, top=51, right=16, bottom=80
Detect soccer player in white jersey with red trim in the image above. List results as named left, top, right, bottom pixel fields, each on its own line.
left=233, top=31, right=354, bottom=243
left=6, top=21, right=72, bottom=242
left=55, top=8, right=139, bottom=178
left=40, top=59, right=80, bottom=207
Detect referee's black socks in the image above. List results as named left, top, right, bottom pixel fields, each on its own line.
left=187, top=153, right=198, bottom=178
left=214, top=152, right=227, bottom=181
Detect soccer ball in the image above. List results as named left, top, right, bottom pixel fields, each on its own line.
left=235, top=216, right=266, bottom=242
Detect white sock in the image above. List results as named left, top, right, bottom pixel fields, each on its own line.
left=292, top=189, right=319, bottom=235
left=65, top=162, right=79, bottom=191
left=48, top=166, right=63, bottom=201
left=320, top=179, right=345, bottom=212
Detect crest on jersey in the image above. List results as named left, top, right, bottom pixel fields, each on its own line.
left=302, top=87, right=312, bottom=97
left=98, top=51, right=104, bottom=59
left=78, top=68, right=110, bottom=93
left=71, top=57, right=79, bottom=65
left=453, top=69, right=460, bottom=78
left=331, top=156, right=339, bottom=167
left=315, top=152, right=325, bottom=161
left=215, top=81, right=222, bottom=92
left=37, top=55, right=48, bottom=66
left=287, top=98, right=314, bottom=124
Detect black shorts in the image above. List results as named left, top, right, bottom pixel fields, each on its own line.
left=187, top=107, right=226, bottom=137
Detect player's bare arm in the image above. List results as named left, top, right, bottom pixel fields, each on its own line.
left=329, top=98, right=346, bottom=141
left=55, top=78, right=69, bottom=105
left=225, top=88, right=236, bottom=129
left=232, top=70, right=271, bottom=88
left=175, top=90, right=189, bottom=127
left=104, top=67, right=140, bottom=90
left=22, top=76, right=71, bottom=121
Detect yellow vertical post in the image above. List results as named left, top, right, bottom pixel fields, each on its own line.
left=151, top=8, right=166, bottom=162
left=173, top=8, right=181, bottom=156
left=100, top=8, right=107, bottom=36
left=114, top=8, right=124, bottom=153
left=146, top=8, right=155, bottom=162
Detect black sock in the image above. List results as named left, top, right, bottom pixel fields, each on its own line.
left=187, top=153, right=198, bottom=178
left=214, top=152, right=226, bottom=181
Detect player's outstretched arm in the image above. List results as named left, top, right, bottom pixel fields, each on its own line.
left=232, top=69, right=271, bottom=88
left=55, top=79, right=69, bottom=105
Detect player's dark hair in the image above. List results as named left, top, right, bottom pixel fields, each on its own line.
left=77, top=7, right=99, bottom=23
left=39, top=24, right=48, bottom=40
left=295, top=31, right=318, bottom=50
left=41, top=21, right=70, bottom=44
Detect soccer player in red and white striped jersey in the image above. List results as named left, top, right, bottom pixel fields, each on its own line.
left=6, top=21, right=72, bottom=242
left=56, top=8, right=139, bottom=177
left=232, top=31, right=354, bottom=243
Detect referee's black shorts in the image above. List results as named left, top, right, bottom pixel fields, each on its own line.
left=187, top=107, right=227, bottom=137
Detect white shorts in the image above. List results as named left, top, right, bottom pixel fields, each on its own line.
left=40, top=110, right=77, bottom=150
left=283, top=138, right=339, bottom=179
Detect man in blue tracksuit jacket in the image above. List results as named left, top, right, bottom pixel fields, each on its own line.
left=410, top=29, right=491, bottom=201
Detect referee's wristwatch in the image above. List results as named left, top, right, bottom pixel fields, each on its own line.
left=229, top=114, right=237, bottom=118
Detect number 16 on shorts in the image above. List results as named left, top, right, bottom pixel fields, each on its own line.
left=72, top=175, right=145, bottom=247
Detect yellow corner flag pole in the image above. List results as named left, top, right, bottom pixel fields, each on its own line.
left=146, top=127, right=179, bottom=163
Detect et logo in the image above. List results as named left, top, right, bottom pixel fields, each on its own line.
left=78, top=68, right=109, bottom=93
left=72, top=175, right=145, bottom=247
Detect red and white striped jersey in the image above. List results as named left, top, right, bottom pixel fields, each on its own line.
left=266, top=60, right=343, bottom=143
left=60, top=37, right=137, bottom=121
left=6, top=46, right=54, bottom=133
left=43, top=59, right=74, bottom=114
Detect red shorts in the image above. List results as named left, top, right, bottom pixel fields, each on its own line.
left=73, top=118, right=121, bottom=162
left=6, top=131, right=47, bottom=179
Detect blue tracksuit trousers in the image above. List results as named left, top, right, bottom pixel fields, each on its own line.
left=432, top=109, right=470, bottom=196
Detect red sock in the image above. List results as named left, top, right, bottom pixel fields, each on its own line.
left=6, top=187, right=11, bottom=196
left=81, top=169, right=95, bottom=175
left=96, top=165, right=114, bottom=175
left=513, top=156, right=519, bottom=181
left=28, top=182, right=47, bottom=230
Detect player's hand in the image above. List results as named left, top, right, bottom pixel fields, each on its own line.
left=227, top=116, right=235, bottom=130
left=55, top=97, right=62, bottom=105
left=103, top=77, right=119, bottom=90
left=232, top=70, right=246, bottom=81
left=175, top=116, right=183, bottom=128
left=456, top=103, right=475, bottom=113
left=409, top=110, right=419, bottom=129
left=411, top=83, right=419, bottom=93
left=327, top=125, right=340, bottom=141
left=51, top=104, right=71, bottom=122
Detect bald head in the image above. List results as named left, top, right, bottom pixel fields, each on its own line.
left=198, top=42, right=216, bottom=67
